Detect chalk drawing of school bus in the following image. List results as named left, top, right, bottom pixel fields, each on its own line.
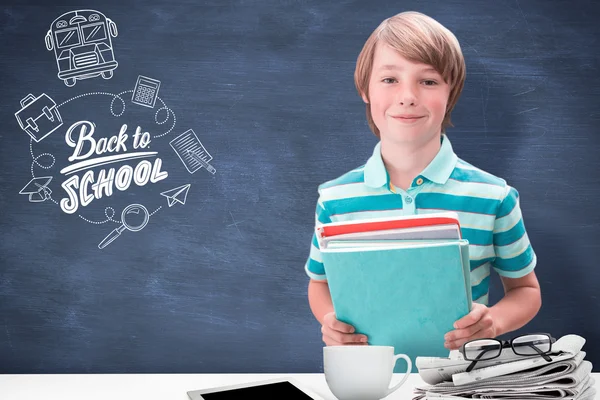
left=45, top=9, right=118, bottom=87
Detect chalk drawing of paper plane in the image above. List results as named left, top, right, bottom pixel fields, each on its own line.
left=169, top=129, right=216, bottom=174
left=19, top=176, right=53, bottom=202
left=160, top=184, right=191, bottom=207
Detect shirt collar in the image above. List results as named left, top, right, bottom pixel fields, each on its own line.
left=364, top=134, right=458, bottom=188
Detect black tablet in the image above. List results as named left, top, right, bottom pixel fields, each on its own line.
left=187, top=377, right=326, bottom=400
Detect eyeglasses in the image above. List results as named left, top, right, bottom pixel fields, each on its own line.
left=459, top=333, right=556, bottom=372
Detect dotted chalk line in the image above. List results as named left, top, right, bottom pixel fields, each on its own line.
left=78, top=207, right=122, bottom=225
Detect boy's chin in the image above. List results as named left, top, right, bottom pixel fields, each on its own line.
left=385, top=126, right=435, bottom=137
left=381, top=129, right=441, bottom=145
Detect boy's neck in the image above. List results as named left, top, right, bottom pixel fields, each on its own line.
left=380, top=133, right=442, bottom=192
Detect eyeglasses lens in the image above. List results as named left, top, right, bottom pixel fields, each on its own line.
left=463, top=339, right=502, bottom=361
left=512, top=334, right=551, bottom=356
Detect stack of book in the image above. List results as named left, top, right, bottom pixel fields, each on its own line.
left=317, top=211, right=472, bottom=373
left=412, top=334, right=595, bottom=399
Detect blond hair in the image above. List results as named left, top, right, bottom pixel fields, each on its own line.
left=354, top=11, right=466, bottom=137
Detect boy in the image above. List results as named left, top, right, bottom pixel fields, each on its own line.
left=305, top=11, right=541, bottom=351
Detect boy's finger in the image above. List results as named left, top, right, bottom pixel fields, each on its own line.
left=445, top=320, right=484, bottom=342
left=324, top=337, right=367, bottom=346
left=322, top=325, right=367, bottom=344
left=344, top=333, right=368, bottom=343
left=445, top=324, right=490, bottom=349
left=332, top=319, right=355, bottom=334
left=323, top=335, right=344, bottom=346
left=324, top=313, right=355, bottom=333
left=454, top=304, right=484, bottom=329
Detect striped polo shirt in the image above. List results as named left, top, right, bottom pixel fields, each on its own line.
left=305, top=134, right=537, bottom=305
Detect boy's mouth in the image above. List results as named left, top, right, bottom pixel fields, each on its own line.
left=392, top=115, right=425, bottom=123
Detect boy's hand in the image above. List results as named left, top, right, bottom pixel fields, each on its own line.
left=321, top=311, right=369, bottom=346
left=444, top=303, right=498, bottom=350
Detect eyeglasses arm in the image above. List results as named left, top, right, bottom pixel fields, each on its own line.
left=523, top=343, right=552, bottom=362
left=465, top=347, right=499, bottom=373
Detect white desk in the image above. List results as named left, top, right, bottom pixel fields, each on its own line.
left=0, top=373, right=408, bottom=400
left=1, top=373, right=599, bottom=400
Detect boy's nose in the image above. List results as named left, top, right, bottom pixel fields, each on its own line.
left=396, top=87, right=417, bottom=105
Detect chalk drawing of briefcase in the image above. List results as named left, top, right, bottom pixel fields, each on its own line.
left=14, top=93, right=63, bottom=142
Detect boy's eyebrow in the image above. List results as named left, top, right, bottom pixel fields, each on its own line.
left=378, top=64, right=439, bottom=73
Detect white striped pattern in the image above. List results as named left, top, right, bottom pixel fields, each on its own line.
left=419, top=179, right=505, bottom=200
left=495, top=232, right=531, bottom=259
left=494, top=197, right=523, bottom=233
left=416, top=208, right=497, bottom=230
left=471, top=262, right=491, bottom=286
left=329, top=209, right=409, bottom=222
left=320, top=182, right=390, bottom=201
left=469, top=245, right=495, bottom=261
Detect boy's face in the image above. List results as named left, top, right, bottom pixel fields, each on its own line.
left=363, top=43, right=451, bottom=146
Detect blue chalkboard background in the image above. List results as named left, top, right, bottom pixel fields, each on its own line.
left=0, top=0, right=599, bottom=373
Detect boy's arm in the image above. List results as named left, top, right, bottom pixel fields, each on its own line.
left=308, top=278, right=368, bottom=345
left=305, top=193, right=366, bottom=344
left=490, top=270, right=541, bottom=337
left=308, top=279, right=334, bottom=325
left=445, top=270, right=541, bottom=350
left=445, top=183, right=541, bottom=349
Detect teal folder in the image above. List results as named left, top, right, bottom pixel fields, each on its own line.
left=321, top=240, right=471, bottom=373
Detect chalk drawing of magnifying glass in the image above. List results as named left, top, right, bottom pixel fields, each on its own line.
left=98, top=204, right=150, bottom=249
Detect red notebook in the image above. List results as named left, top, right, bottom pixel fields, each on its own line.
left=316, top=211, right=461, bottom=239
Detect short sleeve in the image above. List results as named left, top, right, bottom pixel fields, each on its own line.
left=492, top=185, right=537, bottom=278
left=304, top=193, right=332, bottom=281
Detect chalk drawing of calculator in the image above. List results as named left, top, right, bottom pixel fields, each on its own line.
left=131, top=75, right=161, bottom=108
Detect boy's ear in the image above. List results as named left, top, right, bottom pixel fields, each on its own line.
left=361, top=92, right=369, bottom=104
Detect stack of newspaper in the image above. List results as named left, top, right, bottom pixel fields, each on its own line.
left=412, top=334, right=595, bottom=400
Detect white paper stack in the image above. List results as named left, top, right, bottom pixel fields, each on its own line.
left=412, top=334, right=596, bottom=400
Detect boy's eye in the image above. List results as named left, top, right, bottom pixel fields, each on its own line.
left=381, top=78, right=438, bottom=85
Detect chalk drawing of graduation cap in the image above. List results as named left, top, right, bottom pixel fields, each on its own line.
left=19, top=176, right=53, bottom=202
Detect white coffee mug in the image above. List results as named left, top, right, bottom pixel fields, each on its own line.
left=323, top=345, right=412, bottom=400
